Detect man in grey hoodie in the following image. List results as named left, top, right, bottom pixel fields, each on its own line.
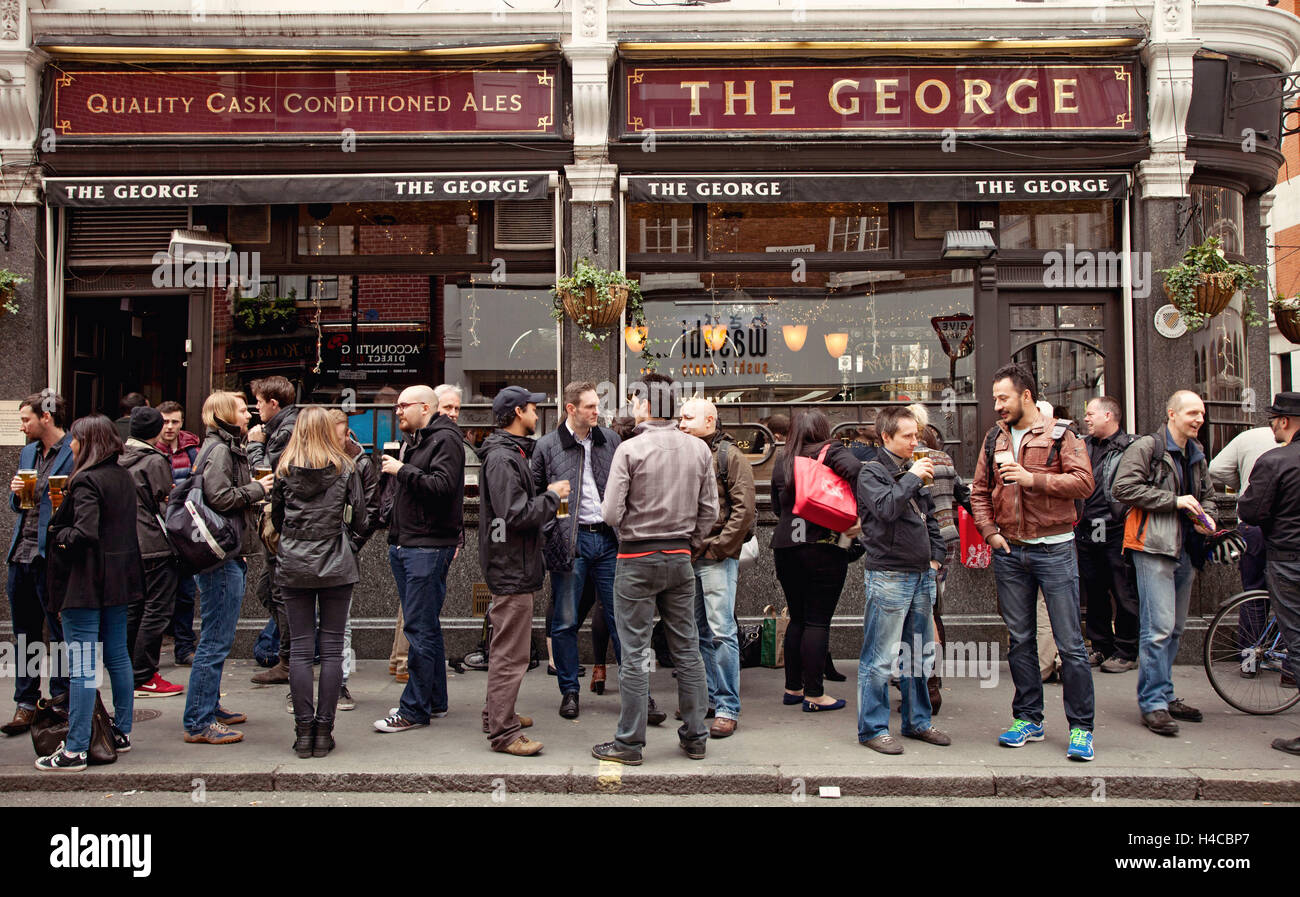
left=592, top=374, right=718, bottom=766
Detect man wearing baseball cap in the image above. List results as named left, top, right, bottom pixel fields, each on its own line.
left=1237, top=392, right=1300, bottom=755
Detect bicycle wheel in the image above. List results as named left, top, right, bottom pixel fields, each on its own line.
left=1203, top=590, right=1300, bottom=715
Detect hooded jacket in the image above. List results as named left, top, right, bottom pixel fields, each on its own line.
left=271, top=461, right=368, bottom=589
left=477, top=429, right=558, bottom=594
left=1112, top=426, right=1214, bottom=559
left=197, top=421, right=267, bottom=558
left=247, top=403, right=299, bottom=472
left=531, top=420, right=620, bottom=572
left=386, top=413, right=465, bottom=547
left=119, top=437, right=177, bottom=560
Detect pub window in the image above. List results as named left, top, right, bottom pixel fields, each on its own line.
left=1190, top=184, right=1245, bottom=257
left=998, top=200, right=1114, bottom=251
left=629, top=203, right=694, bottom=255
left=828, top=214, right=889, bottom=253
left=705, top=202, right=889, bottom=255
left=295, top=201, right=479, bottom=258
left=1193, top=293, right=1250, bottom=453
left=444, top=274, right=556, bottom=407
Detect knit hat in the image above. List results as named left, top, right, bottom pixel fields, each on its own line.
left=130, top=405, right=164, bottom=441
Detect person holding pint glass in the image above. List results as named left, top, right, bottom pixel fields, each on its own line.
left=3, top=391, right=73, bottom=737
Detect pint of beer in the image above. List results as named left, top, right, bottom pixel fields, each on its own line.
left=48, top=475, right=67, bottom=511
left=993, top=450, right=1016, bottom=485
left=556, top=497, right=570, bottom=519
left=253, top=466, right=273, bottom=480
left=911, top=448, right=933, bottom=486
left=17, top=469, right=37, bottom=510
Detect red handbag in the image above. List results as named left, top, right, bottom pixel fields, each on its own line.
left=958, top=506, right=992, bottom=568
left=791, top=444, right=858, bottom=532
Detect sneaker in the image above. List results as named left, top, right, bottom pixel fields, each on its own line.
left=1100, top=655, right=1138, bottom=673
left=592, top=741, right=642, bottom=765
left=338, top=685, right=355, bottom=712
left=284, top=692, right=294, bottom=715
left=374, top=712, right=427, bottom=733
left=1087, top=650, right=1104, bottom=667
left=134, top=672, right=183, bottom=698
left=184, top=722, right=243, bottom=744
left=109, top=718, right=131, bottom=753
left=35, top=741, right=87, bottom=772
left=1067, top=728, right=1094, bottom=761
left=214, top=706, right=246, bottom=726
left=388, top=706, right=447, bottom=720
left=998, top=719, right=1046, bottom=747
left=679, top=738, right=706, bottom=760
left=174, top=653, right=194, bottom=667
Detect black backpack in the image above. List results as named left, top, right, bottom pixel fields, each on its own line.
left=163, top=444, right=243, bottom=575
left=982, top=420, right=1085, bottom=521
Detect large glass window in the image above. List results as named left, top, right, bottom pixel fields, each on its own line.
left=627, top=203, right=695, bottom=255
left=1193, top=293, right=1250, bottom=455
left=999, top=200, right=1114, bottom=250
left=1191, top=184, right=1245, bottom=256
left=296, top=201, right=479, bottom=257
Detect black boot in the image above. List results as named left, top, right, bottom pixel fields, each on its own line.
left=293, top=720, right=314, bottom=759
left=312, top=719, right=335, bottom=758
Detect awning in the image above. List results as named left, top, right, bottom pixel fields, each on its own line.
left=623, top=172, right=1129, bottom=203
left=43, top=170, right=557, bottom=207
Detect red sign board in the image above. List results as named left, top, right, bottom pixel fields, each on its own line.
left=624, top=63, right=1134, bottom=135
left=49, top=66, right=559, bottom=137
left=932, top=314, right=976, bottom=360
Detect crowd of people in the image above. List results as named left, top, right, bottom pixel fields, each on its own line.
left=6, top=361, right=1300, bottom=770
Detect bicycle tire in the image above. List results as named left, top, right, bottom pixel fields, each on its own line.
left=1203, top=590, right=1300, bottom=715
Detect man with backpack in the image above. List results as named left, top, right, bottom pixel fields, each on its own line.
left=1077, top=397, right=1139, bottom=674
left=970, top=363, right=1096, bottom=761
left=679, top=397, right=756, bottom=738
left=1112, top=389, right=1216, bottom=737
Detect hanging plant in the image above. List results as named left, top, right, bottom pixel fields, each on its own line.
left=1271, top=293, right=1300, bottom=344
left=551, top=259, right=656, bottom=369
left=1159, top=237, right=1263, bottom=332
left=234, top=286, right=299, bottom=334
left=0, top=268, right=27, bottom=315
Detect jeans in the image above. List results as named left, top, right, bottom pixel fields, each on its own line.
left=1132, top=550, right=1195, bottom=713
left=773, top=544, right=848, bottom=698
left=169, top=572, right=197, bottom=660
left=693, top=556, right=741, bottom=720
left=992, top=540, right=1095, bottom=731
left=389, top=545, right=455, bottom=725
left=182, top=558, right=246, bottom=734
left=283, top=585, right=352, bottom=725
left=126, top=556, right=179, bottom=686
left=1265, top=559, right=1300, bottom=683
left=253, top=545, right=290, bottom=665
left=1077, top=525, right=1139, bottom=661
left=612, top=552, right=708, bottom=752
left=61, top=605, right=133, bottom=754
left=6, top=559, right=69, bottom=704
left=550, top=528, right=621, bottom=694
left=857, top=568, right=935, bottom=742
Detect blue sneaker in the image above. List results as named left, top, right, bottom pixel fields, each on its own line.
left=998, top=719, right=1046, bottom=747
left=1067, top=728, right=1094, bottom=761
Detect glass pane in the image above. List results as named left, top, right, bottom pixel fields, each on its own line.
left=297, top=201, right=478, bottom=257
left=1010, top=330, right=1055, bottom=354
left=1010, top=305, right=1052, bottom=329
left=998, top=200, right=1113, bottom=250
left=1012, top=338, right=1105, bottom=423
left=1193, top=294, right=1249, bottom=455
left=1191, top=184, right=1245, bottom=256
left=706, top=202, right=889, bottom=254
left=1057, top=305, right=1103, bottom=329
left=627, top=203, right=695, bottom=256
left=444, top=277, right=557, bottom=406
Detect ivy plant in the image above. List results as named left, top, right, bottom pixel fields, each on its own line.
left=0, top=268, right=27, bottom=315
left=551, top=258, right=656, bottom=368
left=1158, top=237, right=1263, bottom=332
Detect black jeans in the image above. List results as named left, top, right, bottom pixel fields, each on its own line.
left=1076, top=525, right=1139, bottom=661
left=283, top=584, right=353, bottom=725
left=5, top=559, right=68, bottom=704
left=169, top=573, right=197, bottom=660
left=545, top=576, right=612, bottom=663
left=1265, top=559, right=1300, bottom=683
left=254, top=544, right=290, bottom=665
left=774, top=544, right=849, bottom=698
left=126, top=556, right=180, bottom=686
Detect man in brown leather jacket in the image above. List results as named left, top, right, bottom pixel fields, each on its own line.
left=970, top=363, right=1097, bottom=761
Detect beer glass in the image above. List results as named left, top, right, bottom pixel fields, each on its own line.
left=17, top=469, right=37, bottom=510
left=382, top=442, right=401, bottom=460
left=993, top=450, right=1016, bottom=485
left=253, top=466, right=273, bottom=480
left=48, top=475, right=67, bottom=511
left=911, top=448, right=933, bottom=486
left=556, top=497, right=570, bottom=519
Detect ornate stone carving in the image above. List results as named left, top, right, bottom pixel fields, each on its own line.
left=0, top=0, right=18, bottom=43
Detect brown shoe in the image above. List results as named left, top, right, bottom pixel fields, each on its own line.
left=394, top=671, right=409, bottom=684
left=709, top=717, right=737, bottom=738
left=482, top=714, right=534, bottom=733
left=861, top=733, right=904, bottom=755
left=927, top=678, right=942, bottom=712
left=902, top=726, right=952, bottom=746
left=498, top=735, right=543, bottom=756
left=1, top=705, right=37, bottom=736
left=251, top=660, right=290, bottom=686
left=388, top=661, right=398, bottom=676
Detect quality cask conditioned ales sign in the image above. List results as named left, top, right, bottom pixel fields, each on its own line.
left=622, top=63, right=1135, bottom=135
left=47, top=66, right=559, bottom=138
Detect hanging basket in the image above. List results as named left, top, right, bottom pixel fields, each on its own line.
left=1276, top=307, right=1300, bottom=344
left=1163, top=271, right=1238, bottom=319
left=560, top=284, right=627, bottom=329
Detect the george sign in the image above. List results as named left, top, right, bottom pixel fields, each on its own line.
left=623, top=63, right=1135, bottom=136
left=321, top=327, right=427, bottom=379
left=44, top=171, right=552, bottom=207
left=625, top=172, right=1127, bottom=204
left=931, top=314, right=976, bottom=360
left=48, top=66, right=559, bottom=138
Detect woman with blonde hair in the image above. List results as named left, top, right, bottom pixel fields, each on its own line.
left=182, top=391, right=273, bottom=745
left=272, top=406, right=368, bottom=757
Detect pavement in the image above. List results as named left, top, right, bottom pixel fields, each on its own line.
left=1, top=657, right=1298, bottom=800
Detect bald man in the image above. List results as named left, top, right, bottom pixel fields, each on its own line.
left=1113, top=389, right=1216, bottom=738
left=679, top=398, right=756, bottom=736
left=375, top=384, right=467, bottom=734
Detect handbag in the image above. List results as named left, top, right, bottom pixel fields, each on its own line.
left=737, top=533, right=760, bottom=573
left=29, top=691, right=118, bottom=765
left=164, top=446, right=243, bottom=574
left=791, top=444, right=858, bottom=532
left=958, top=505, right=992, bottom=568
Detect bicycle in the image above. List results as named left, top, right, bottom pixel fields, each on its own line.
left=1203, top=589, right=1300, bottom=715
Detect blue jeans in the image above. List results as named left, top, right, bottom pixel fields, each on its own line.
left=693, top=557, right=741, bottom=720
left=550, top=528, right=621, bottom=694
left=390, top=545, right=455, bottom=724
left=6, top=560, right=69, bottom=704
left=857, top=568, right=935, bottom=741
left=992, top=540, right=1095, bottom=731
left=61, top=605, right=133, bottom=754
left=182, top=558, right=246, bottom=734
left=1132, top=549, right=1195, bottom=713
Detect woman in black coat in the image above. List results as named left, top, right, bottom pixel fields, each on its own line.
left=37, top=415, right=143, bottom=771
left=770, top=410, right=863, bottom=713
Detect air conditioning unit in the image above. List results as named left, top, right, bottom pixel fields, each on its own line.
left=494, top=200, right=554, bottom=251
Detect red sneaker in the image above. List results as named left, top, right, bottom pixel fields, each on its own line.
left=134, top=672, right=183, bottom=698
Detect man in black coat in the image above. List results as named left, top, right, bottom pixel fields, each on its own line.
left=1237, top=392, right=1300, bottom=756
left=478, top=386, right=569, bottom=755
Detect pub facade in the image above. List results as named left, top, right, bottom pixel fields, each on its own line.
left=0, top=0, right=1295, bottom=655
